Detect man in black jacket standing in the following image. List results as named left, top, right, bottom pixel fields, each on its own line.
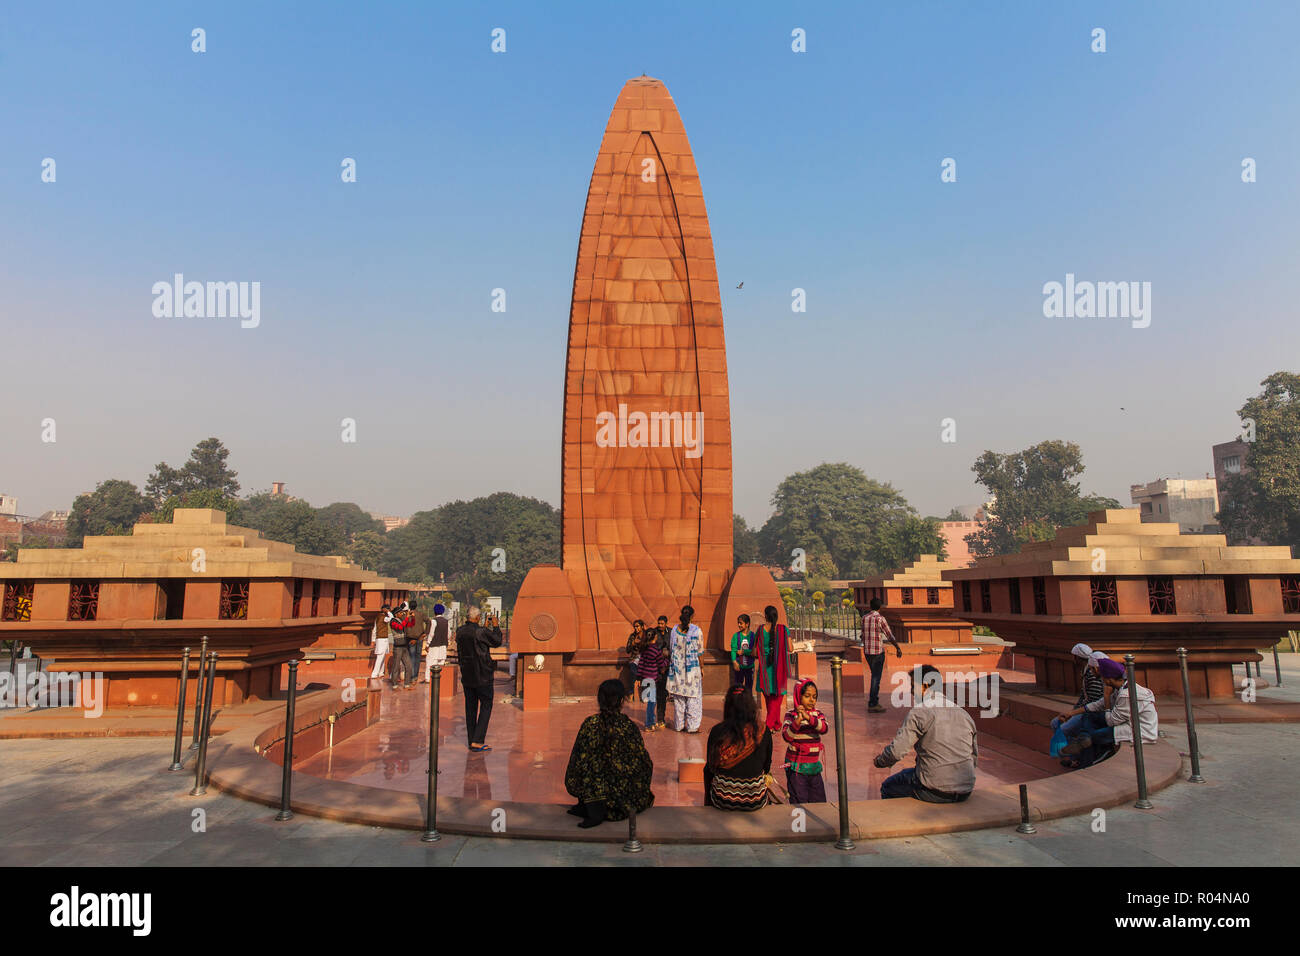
left=456, top=605, right=504, bottom=752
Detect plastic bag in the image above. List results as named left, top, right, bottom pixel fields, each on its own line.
left=1049, top=724, right=1068, bottom=757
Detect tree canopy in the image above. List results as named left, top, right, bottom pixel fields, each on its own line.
left=66, top=479, right=153, bottom=546
left=1218, top=371, right=1300, bottom=550
left=756, top=463, right=944, bottom=578
left=145, top=438, right=240, bottom=501
left=965, top=439, right=1119, bottom=557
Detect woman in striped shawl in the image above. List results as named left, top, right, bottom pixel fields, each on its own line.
left=705, top=686, right=774, bottom=811
left=1052, top=644, right=1108, bottom=767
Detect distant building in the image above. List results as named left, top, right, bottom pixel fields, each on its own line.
left=0, top=495, right=17, bottom=516
left=1129, top=478, right=1219, bottom=534
left=1212, top=438, right=1258, bottom=544
left=939, top=520, right=984, bottom=567
left=369, top=513, right=409, bottom=533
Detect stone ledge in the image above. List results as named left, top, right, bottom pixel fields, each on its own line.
left=205, top=688, right=1187, bottom=844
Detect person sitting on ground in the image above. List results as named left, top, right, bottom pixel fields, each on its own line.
left=1059, top=657, right=1158, bottom=769
left=1051, top=644, right=1108, bottom=767
left=781, top=677, right=829, bottom=804
left=564, top=679, right=655, bottom=828
left=705, top=686, right=775, bottom=811
left=874, top=664, right=978, bottom=803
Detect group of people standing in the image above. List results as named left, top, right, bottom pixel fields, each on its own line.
left=369, top=600, right=503, bottom=753
left=623, top=604, right=798, bottom=737
left=369, top=599, right=452, bottom=688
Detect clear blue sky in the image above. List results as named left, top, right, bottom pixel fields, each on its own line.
left=3, top=1, right=1298, bottom=526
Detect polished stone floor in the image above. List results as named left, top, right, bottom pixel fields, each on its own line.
left=294, top=661, right=1064, bottom=806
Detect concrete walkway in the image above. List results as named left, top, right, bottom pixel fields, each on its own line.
left=1, top=720, right=1295, bottom=866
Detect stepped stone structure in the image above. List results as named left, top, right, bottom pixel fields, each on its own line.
left=510, top=76, right=780, bottom=693
left=0, top=509, right=410, bottom=707
left=943, top=509, right=1300, bottom=698
left=853, top=555, right=975, bottom=646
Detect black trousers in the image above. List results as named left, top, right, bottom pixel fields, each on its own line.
left=464, top=683, right=494, bottom=745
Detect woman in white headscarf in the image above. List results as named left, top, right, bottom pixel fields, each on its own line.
left=1052, top=644, right=1108, bottom=764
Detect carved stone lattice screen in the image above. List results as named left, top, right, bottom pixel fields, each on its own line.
left=1090, top=576, right=1119, bottom=616
left=1032, top=576, right=1048, bottom=615
left=2, top=581, right=34, bottom=622
left=67, top=581, right=99, bottom=621
left=1282, top=576, right=1300, bottom=615
left=220, top=579, right=250, bottom=620
left=1147, top=576, right=1177, bottom=615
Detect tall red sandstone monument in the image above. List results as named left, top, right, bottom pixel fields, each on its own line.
left=512, top=76, right=780, bottom=688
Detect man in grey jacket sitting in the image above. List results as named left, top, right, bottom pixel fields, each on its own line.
left=873, top=664, right=978, bottom=803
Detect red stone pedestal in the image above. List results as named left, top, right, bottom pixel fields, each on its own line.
left=437, top=666, right=458, bottom=700
left=679, top=758, right=705, bottom=784
left=795, top=651, right=818, bottom=681
left=523, top=671, right=551, bottom=712
left=842, top=651, right=865, bottom=694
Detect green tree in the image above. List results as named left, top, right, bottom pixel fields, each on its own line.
left=66, top=479, right=153, bottom=546
left=382, top=493, right=560, bottom=606
left=232, top=494, right=345, bottom=557
left=347, top=530, right=387, bottom=571
left=966, top=440, right=1119, bottom=557
left=1218, top=372, right=1300, bottom=549
left=757, top=463, right=938, bottom=578
left=150, top=488, right=239, bottom=524
left=733, top=514, right=760, bottom=565
left=943, top=507, right=968, bottom=521
left=874, top=514, right=947, bottom=569
left=146, top=438, right=240, bottom=501
left=317, top=502, right=385, bottom=542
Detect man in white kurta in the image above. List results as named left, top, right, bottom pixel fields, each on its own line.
left=666, top=605, right=704, bottom=733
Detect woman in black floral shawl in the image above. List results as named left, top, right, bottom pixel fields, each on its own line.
left=565, top=679, right=655, bottom=828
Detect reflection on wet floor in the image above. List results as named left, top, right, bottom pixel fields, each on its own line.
left=293, top=663, right=1064, bottom=807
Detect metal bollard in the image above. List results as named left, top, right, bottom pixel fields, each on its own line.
left=1177, top=648, right=1205, bottom=783
left=1124, top=654, right=1153, bottom=809
left=622, top=807, right=643, bottom=853
left=421, top=665, right=442, bottom=842
left=190, top=652, right=218, bottom=796
left=830, top=657, right=855, bottom=850
left=168, top=647, right=191, bottom=771
left=275, top=659, right=299, bottom=822
left=1016, top=783, right=1036, bottom=834
left=1274, top=642, right=1283, bottom=687
left=189, top=636, right=209, bottom=752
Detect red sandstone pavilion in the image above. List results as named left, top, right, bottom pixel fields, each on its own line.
left=0, top=508, right=411, bottom=707
left=511, top=76, right=781, bottom=693
left=943, top=508, right=1300, bottom=699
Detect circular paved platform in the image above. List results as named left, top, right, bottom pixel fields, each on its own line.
left=205, top=661, right=1185, bottom=843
